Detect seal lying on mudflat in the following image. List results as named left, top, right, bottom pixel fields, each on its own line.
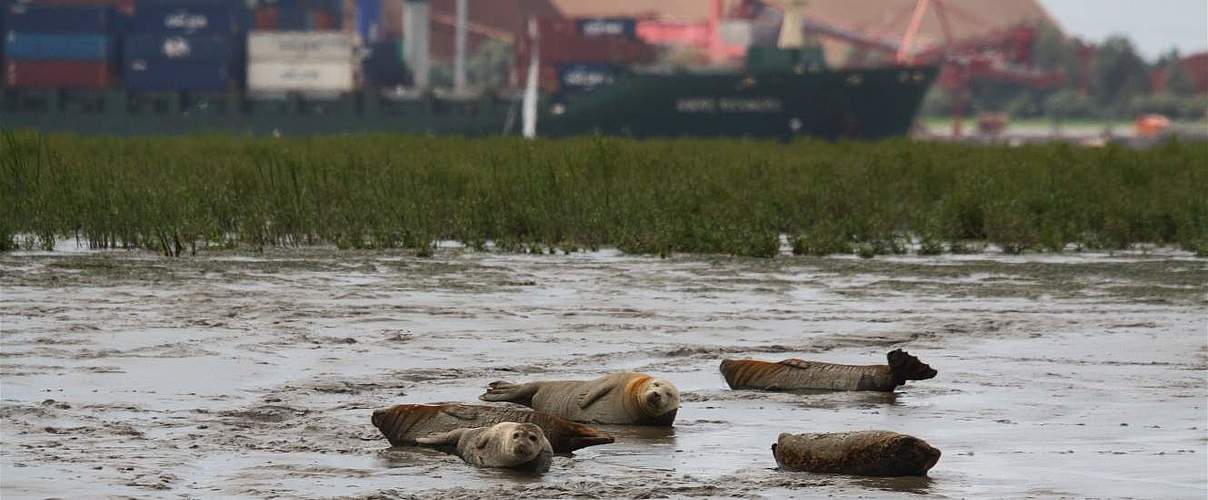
left=479, top=372, right=680, bottom=426
left=370, top=403, right=614, bottom=453
left=416, top=422, right=554, bottom=472
left=773, top=430, right=941, bottom=476
left=719, top=349, right=936, bottom=392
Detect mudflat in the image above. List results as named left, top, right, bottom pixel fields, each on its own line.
left=1, top=246, right=1204, bottom=498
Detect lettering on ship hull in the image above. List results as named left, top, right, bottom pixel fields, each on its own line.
left=676, top=98, right=783, bottom=113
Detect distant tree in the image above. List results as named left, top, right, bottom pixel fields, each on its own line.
left=1032, top=25, right=1080, bottom=88
left=1163, top=56, right=1197, bottom=96
left=1090, top=36, right=1152, bottom=115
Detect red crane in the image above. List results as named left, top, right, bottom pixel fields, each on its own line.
left=734, top=0, right=1066, bottom=136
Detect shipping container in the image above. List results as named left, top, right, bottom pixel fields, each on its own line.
left=123, top=33, right=236, bottom=62
left=129, top=2, right=241, bottom=34
left=575, top=18, right=637, bottom=39
left=247, top=61, right=354, bottom=93
left=248, top=31, right=353, bottom=63
left=24, top=0, right=134, bottom=16
left=5, top=59, right=110, bottom=88
left=253, top=6, right=279, bottom=30
left=4, top=4, right=112, bottom=33
left=517, top=34, right=656, bottom=67
left=125, top=59, right=232, bottom=91
left=5, top=32, right=111, bottom=60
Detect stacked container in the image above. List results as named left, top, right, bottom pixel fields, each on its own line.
left=123, top=0, right=244, bottom=92
left=252, top=0, right=342, bottom=31
left=247, top=31, right=355, bottom=96
left=3, top=4, right=115, bottom=89
left=517, top=17, right=651, bottom=94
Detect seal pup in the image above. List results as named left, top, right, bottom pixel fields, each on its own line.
left=479, top=372, right=680, bottom=426
left=719, top=349, right=936, bottom=392
left=370, top=403, right=614, bottom=453
left=773, top=430, right=940, bottom=476
left=416, top=422, right=554, bottom=472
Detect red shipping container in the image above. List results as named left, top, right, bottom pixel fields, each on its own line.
left=254, top=6, right=280, bottom=30
left=5, top=60, right=111, bottom=89
left=30, top=0, right=135, bottom=15
left=309, top=11, right=336, bottom=31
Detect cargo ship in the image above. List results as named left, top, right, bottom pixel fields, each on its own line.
left=0, top=0, right=936, bottom=139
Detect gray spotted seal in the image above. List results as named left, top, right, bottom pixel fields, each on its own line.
left=773, top=430, right=941, bottom=476
left=416, top=421, right=554, bottom=472
left=479, top=372, right=680, bottom=426
left=720, top=349, right=936, bottom=392
left=370, top=403, right=614, bottom=453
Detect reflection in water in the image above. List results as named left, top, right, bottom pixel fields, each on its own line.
left=785, top=388, right=900, bottom=408
left=377, top=446, right=452, bottom=468
left=850, top=474, right=935, bottom=495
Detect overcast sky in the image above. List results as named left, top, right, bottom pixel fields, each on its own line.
left=1039, top=0, right=1208, bottom=60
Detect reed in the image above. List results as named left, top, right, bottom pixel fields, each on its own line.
left=2, top=131, right=1204, bottom=257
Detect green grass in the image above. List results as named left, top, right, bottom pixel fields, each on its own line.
left=2, top=131, right=1205, bottom=257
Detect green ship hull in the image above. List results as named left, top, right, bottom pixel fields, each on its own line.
left=1, top=65, right=936, bottom=139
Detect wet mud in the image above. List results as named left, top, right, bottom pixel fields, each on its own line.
left=1, top=246, right=1206, bottom=498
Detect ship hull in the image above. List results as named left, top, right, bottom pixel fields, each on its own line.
left=544, top=66, right=937, bottom=140
left=1, top=66, right=936, bottom=139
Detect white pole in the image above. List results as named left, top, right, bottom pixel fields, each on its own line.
left=521, top=17, right=539, bottom=139
left=454, top=0, right=468, bottom=93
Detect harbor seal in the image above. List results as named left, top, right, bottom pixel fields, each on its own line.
left=479, top=372, right=680, bottom=426
left=719, top=349, right=936, bottom=392
left=416, top=421, right=554, bottom=472
left=772, top=430, right=941, bottom=476
left=370, top=403, right=614, bottom=453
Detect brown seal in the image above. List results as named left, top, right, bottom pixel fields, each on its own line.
left=720, top=349, right=936, bottom=392
left=479, top=372, right=680, bottom=426
left=370, top=403, right=614, bottom=453
left=773, top=430, right=941, bottom=476
left=416, top=422, right=554, bottom=472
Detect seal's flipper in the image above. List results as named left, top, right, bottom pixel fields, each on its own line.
left=416, top=428, right=466, bottom=446
left=887, top=349, right=937, bottom=386
left=441, top=405, right=480, bottom=420
left=479, top=381, right=536, bottom=405
left=577, top=383, right=615, bottom=409
left=473, top=432, right=491, bottom=450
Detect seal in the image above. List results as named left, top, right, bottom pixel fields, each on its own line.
left=719, top=349, right=936, bottom=392
left=416, top=421, right=554, bottom=472
left=772, top=430, right=941, bottom=476
left=479, top=372, right=680, bottom=426
left=370, top=403, right=614, bottom=453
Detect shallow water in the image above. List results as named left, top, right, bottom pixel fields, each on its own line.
left=1, top=247, right=1205, bottom=498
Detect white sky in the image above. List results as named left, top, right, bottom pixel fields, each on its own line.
left=1039, top=0, right=1208, bottom=60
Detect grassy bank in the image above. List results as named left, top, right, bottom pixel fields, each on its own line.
left=2, top=132, right=1205, bottom=257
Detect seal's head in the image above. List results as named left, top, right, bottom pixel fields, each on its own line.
left=637, top=377, right=680, bottom=417
left=887, top=349, right=937, bottom=386
left=496, top=422, right=549, bottom=461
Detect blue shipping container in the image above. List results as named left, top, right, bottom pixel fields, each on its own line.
left=575, top=18, right=637, bottom=39
left=4, top=33, right=111, bottom=60
left=4, top=5, right=112, bottom=33
left=124, top=33, right=236, bottom=62
left=130, top=2, right=241, bottom=34
left=125, top=59, right=233, bottom=91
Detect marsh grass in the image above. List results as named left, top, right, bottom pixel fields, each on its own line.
left=2, top=131, right=1205, bottom=257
